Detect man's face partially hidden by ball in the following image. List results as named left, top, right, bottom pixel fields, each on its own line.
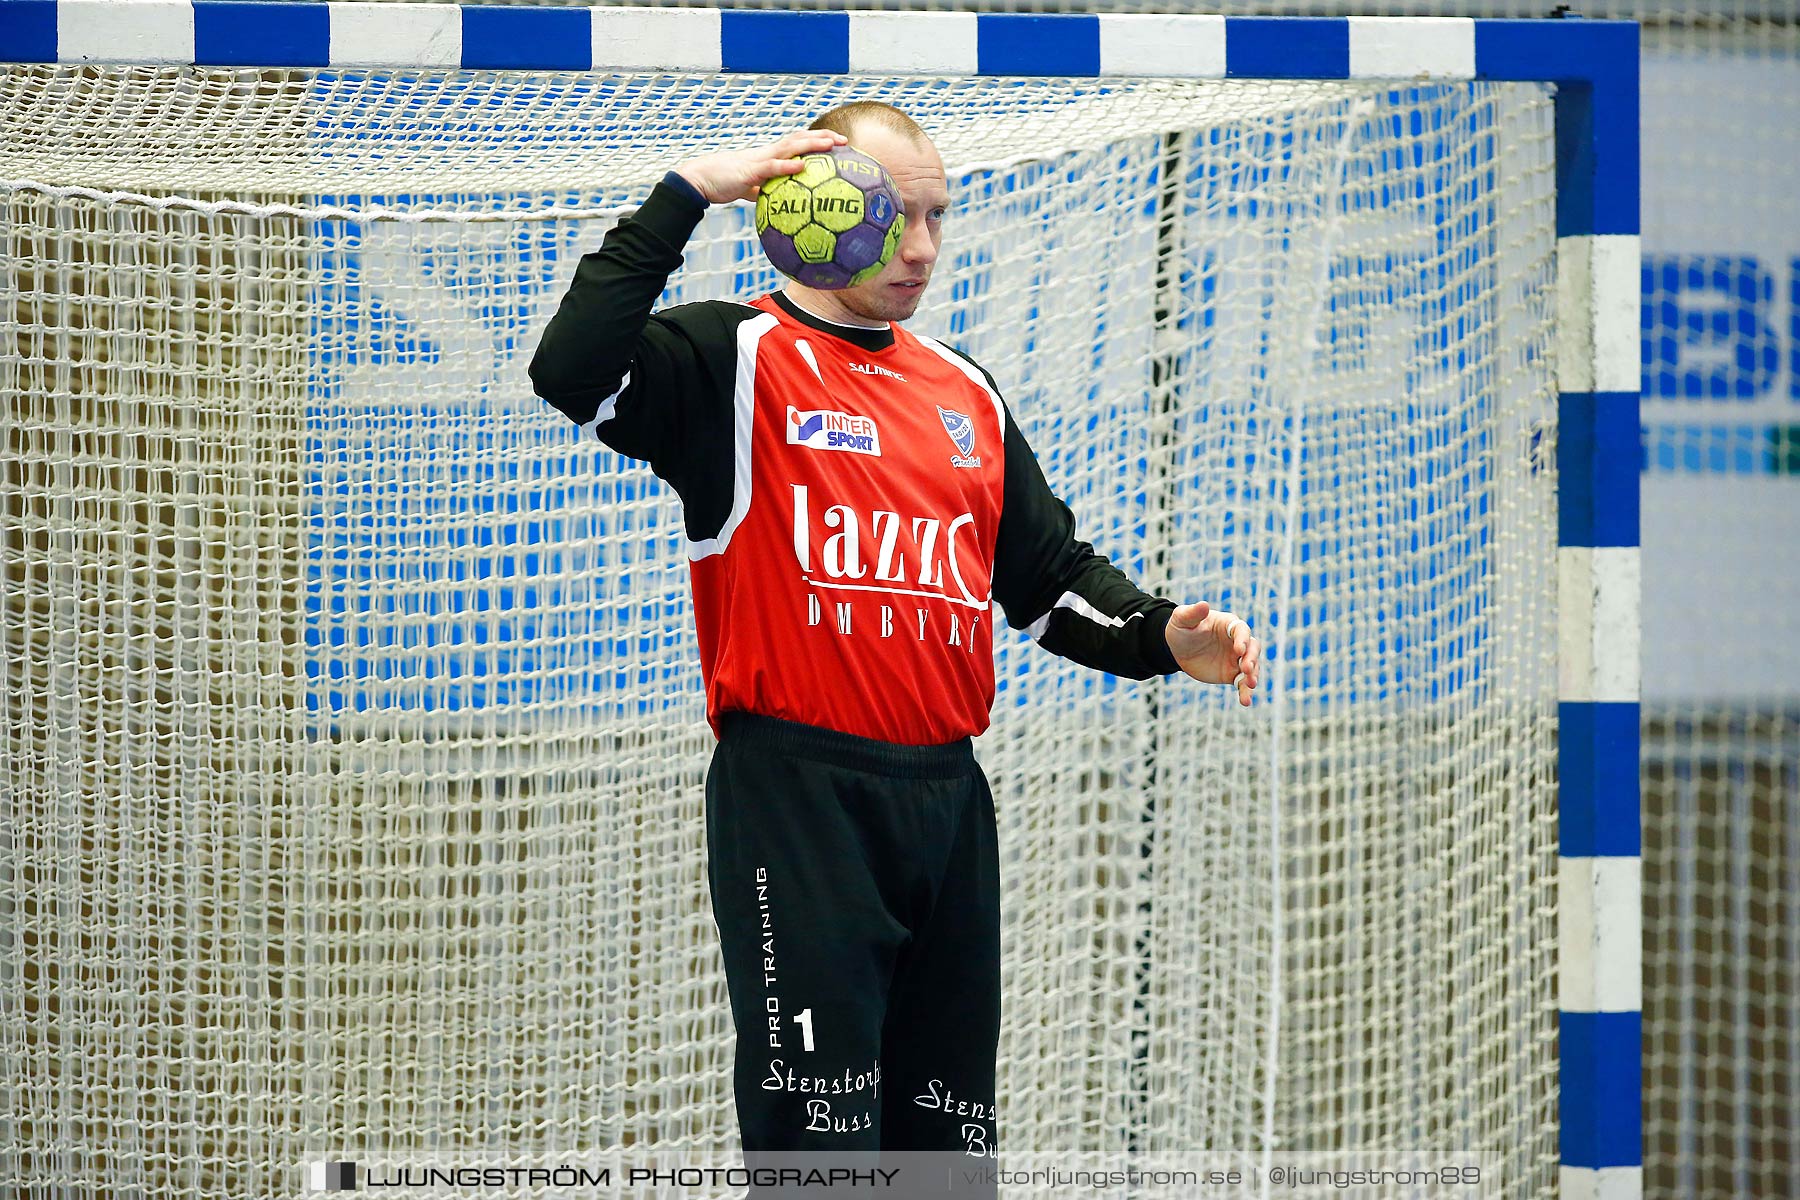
left=824, top=125, right=951, bottom=325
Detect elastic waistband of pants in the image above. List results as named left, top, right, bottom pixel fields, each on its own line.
left=717, top=711, right=976, bottom=780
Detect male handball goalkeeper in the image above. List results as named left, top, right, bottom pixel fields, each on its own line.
left=529, top=103, right=1261, bottom=1160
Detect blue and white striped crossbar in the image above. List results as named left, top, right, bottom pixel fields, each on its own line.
left=0, top=4, right=1643, bottom=1194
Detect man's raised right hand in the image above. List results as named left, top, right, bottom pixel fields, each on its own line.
left=673, top=129, right=850, bottom=205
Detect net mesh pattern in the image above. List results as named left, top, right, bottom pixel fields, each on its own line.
left=215, top=3, right=1800, bottom=1190
left=2, top=68, right=1560, bottom=1196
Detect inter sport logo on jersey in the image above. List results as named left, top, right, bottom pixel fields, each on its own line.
left=787, top=406, right=882, bottom=456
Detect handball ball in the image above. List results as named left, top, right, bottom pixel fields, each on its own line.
left=755, top=145, right=906, bottom=290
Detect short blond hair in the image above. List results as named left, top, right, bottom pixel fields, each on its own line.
left=807, top=101, right=930, bottom=147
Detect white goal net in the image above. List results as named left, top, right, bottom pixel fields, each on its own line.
left=1, top=67, right=1559, bottom=1196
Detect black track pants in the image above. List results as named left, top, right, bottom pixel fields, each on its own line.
left=705, top=712, right=1001, bottom=1159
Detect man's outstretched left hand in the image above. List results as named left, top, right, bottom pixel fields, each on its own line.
left=1166, top=602, right=1261, bottom=707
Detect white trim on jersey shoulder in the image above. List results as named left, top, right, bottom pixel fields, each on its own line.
left=577, top=370, right=630, bottom=442
left=687, top=312, right=780, bottom=561
left=912, top=334, right=1008, bottom=451
left=581, top=300, right=765, bottom=443
left=1025, top=591, right=1143, bottom=642
left=794, top=337, right=823, bottom=382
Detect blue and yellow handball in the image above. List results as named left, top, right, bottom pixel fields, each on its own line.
left=755, top=145, right=906, bottom=290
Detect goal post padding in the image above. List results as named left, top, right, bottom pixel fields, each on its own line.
left=0, top=9, right=1639, bottom=1199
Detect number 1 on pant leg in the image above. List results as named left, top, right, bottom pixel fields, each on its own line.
left=793, top=1008, right=814, bottom=1052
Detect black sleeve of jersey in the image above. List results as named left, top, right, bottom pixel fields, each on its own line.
left=985, top=389, right=1183, bottom=682
left=527, top=176, right=753, bottom=543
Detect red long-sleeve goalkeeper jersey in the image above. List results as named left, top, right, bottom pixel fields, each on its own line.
left=529, top=177, right=1180, bottom=745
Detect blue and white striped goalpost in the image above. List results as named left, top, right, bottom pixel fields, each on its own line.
left=1536, top=24, right=1644, bottom=1200
left=0, top=5, right=1640, bottom=1195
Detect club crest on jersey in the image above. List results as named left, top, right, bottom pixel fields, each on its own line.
left=937, top=406, right=981, bottom=469
left=787, top=406, right=882, bottom=457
